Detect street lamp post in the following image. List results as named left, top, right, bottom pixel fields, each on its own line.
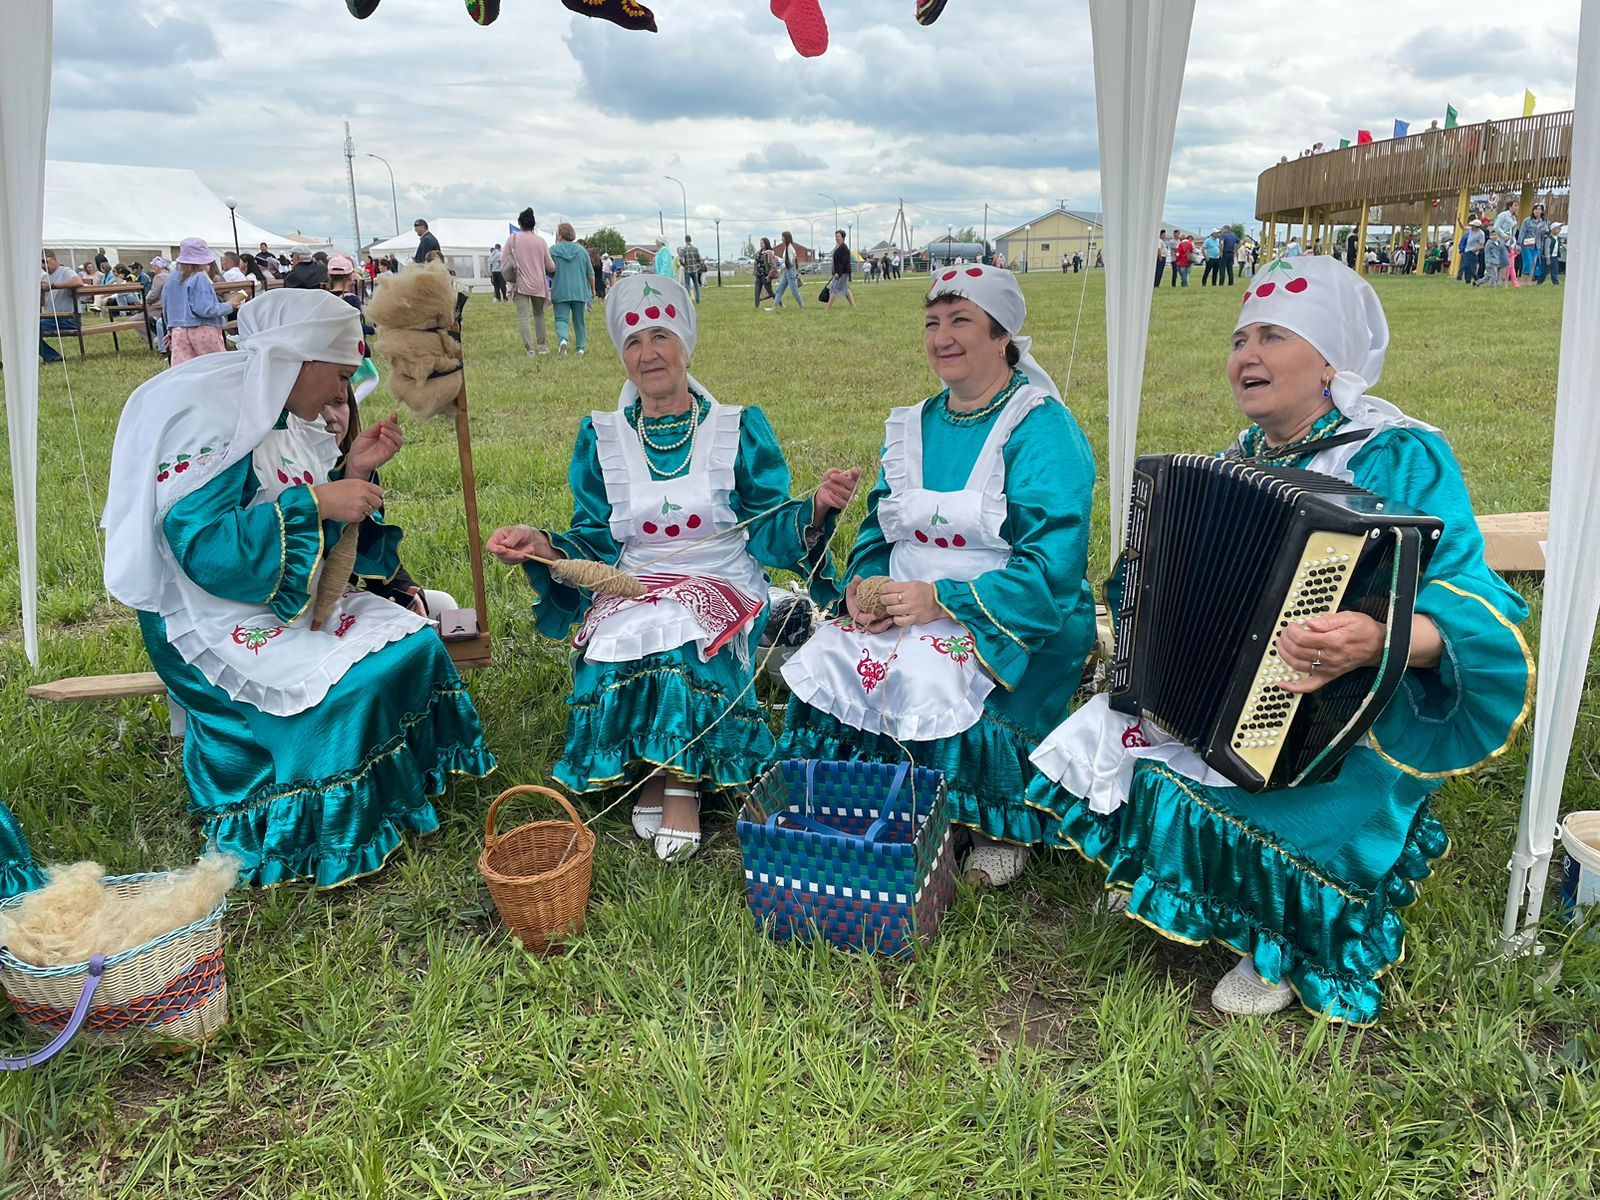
left=225, top=196, right=240, bottom=257
left=1024, top=223, right=1032, bottom=273
left=947, top=224, right=953, bottom=266
left=366, top=153, right=399, bottom=237
left=665, top=175, right=688, bottom=244
left=805, top=219, right=815, bottom=267
left=818, top=192, right=838, bottom=238
left=714, top=218, right=722, bottom=286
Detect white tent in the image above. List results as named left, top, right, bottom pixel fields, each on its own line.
left=1, top=1, right=1596, bottom=950
left=368, top=218, right=518, bottom=292
left=43, top=159, right=326, bottom=263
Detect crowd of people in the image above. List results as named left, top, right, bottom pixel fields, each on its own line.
left=1154, top=227, right=1257, bottom=287
left=4, top=246, right=1533, bottom=1028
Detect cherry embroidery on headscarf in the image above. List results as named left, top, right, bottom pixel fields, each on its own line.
left=664, top=304, right=677, bottom=318
left=1285, top=277, right=1309, bottom=293
left=941, top=269, right=958, bottom=281
left=624, top=311, right=640, bottom=326
left=1255, top=282, right=1276, bottom=297
left=644, top=306, right=661, bottom=319
left=965, top=267, right=983, bottom=277
left=1241, top=291, right=1253, bottom=304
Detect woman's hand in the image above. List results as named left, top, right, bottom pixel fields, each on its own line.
left=347, top=411, right=404, bottom=479
left=844, top=577, right=895, bottom=635
left=1275, top=611, right=1386, bottom=694
left=314, top=478, right=385, bottom=524
left=486, top=524, right=559, bottom=566
left=812, top=467, right=862, bottom=526
left=878, top=579, right=943, bottom=628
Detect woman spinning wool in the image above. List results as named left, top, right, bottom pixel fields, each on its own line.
left=488, top=274, right=858, bottom=861
left=776, top=265, right=1097, bottom=887
left=1029, top=256, right=1532, bottom=1022
left=103, top=290, right=496, bottom=889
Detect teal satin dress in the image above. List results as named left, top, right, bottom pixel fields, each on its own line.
left=0, top=802, right=44, bottom=899
left=1028, top=419, right=1533, bottom=1024
left=777, top=375, right=1099, bottom=844
left=521, top=397, right=832, bottom=796
left=139, top=455, right=496, bottom=889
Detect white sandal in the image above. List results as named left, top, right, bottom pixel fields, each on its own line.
left=654, top=786, right=701, bottom=862
left=963, top=837, right=1029, bottom=887
left=629, top=804, right=664, bottom=840
left=1210, top=957, right=1295, bottom=1016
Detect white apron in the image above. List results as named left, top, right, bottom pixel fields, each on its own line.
left=781, top=389, right=1043, bottom=741
left=577, top=401, right=767, bottom=665
left=159, top=416, right=427, bottom=719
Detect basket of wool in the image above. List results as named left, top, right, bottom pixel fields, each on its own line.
left=0, top=856, right=235, bottom=1068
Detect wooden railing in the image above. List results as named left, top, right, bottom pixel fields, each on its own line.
left=1256, top=111, right=1574, bottom=219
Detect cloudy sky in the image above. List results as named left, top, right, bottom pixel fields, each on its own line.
left=45, top=0, right=1584, bottom=251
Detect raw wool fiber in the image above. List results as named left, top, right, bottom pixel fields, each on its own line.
left=0, top=855, right=237, bottom=967
left=366, top=263, right=465, bottom=420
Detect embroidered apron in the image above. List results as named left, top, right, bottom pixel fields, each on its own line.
left=577, top=402, right=767, bottom=665
left=160, top=415, right=427, bottom=719
left=781, top=392, right=1041, bottom=741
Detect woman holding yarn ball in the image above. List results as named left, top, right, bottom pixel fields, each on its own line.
left=775, top=265, right=1097, bottom=887
left=487, top=273, right=858, bottom=862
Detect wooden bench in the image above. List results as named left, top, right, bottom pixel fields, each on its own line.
left=42, top=281, right=154, bottom=356
left=1477, top=511, right=1547, bottom=574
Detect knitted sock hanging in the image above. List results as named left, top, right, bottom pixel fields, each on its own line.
left=770, top=0, right=828, bottom=57
left=465, top=0, right=501, bottom=24
left=561, top=0, right=659, bottom=31
left=345, top=0, right=381, bottom=17
left=914, top=0, right=950, bottom=24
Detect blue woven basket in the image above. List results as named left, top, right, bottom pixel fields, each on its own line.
left=737, top=759, right=956, bottom=958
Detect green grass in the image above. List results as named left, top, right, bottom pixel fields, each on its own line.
left=1, top=271, right=1598, bottom=1199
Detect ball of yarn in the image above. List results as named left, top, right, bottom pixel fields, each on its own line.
left=855, top=575, right=894, bottom=618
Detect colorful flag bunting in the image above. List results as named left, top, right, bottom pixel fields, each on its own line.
left=1339, top=137, right=1351, bottom=149
left=1394, top=119, right=1409, bottom=139
left=1356, top=130, right=1373, bottom=145
left=1445, top=104, right=1458, bottom=128
left=1523, top=89, right=1536, bottom=117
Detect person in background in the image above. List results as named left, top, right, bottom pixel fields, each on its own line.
left=550, top=221, right=593, bottom=356
left=1547, top=223, right=1565, bottom=286
left=240, top=254, right=273, bottom=289
left=256, top=243, right=282, bottom=277
left=413, top=218, right=441, bottom=264
left=828, top=229, right=856, bottom=310
left=1201, top=229, right=1222, bottom=286
left=1174, top=231, right=1195, bottom=284
left=38, top=249, right=82, bottom=363
left=1155, top=229, right=1169, bottom=289
left=774, top=230, right=805, bottom=309
left=1521, top=204, right=1550, bottom=282
left=220, top=252, right=248, bottom=283
left=164, top=237, right=238, bottom=364
left=504, top=207, right=556, bottom=357
left=283, top=248, right=329, bottom=290
left=489, top=243, right=506, bottom=302
left=326, top=254, right=364, bottom=308
left=144, top=255, right=171, bottom=348
left=753, top=237, right=777, bottom=310
left=1220, top=226, right=1240, bottom=284
left=679, top=234, right=704, bottom=304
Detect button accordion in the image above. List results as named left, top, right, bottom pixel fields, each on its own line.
left=1109, top=454, right=1443, bottom=792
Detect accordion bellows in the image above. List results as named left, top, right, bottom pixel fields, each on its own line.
left=1110, top=454, right=1443, bottom=791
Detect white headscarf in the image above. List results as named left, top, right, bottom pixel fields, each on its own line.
left=103, top=289, right=363, bottom=611
left=926, top=263, right=1063, bottom=401
left=1233, top=254, right=1431, bottom=433
left=603, top=272, right=716, bottom=410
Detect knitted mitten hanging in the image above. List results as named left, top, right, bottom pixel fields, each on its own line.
left=465, top=0, right=501, bottom=23
left=770, top=0, right=828, bottom=57
left=345, top=0, right=381, bottom=17
left=914, top=0, right=950, bottom=24
left=561, top=0, right=658, bottom=32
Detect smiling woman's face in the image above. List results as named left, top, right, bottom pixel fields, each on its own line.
left=621, top=326, right=688, bottom=403
left=1226, top=322, right=1328, bottom=425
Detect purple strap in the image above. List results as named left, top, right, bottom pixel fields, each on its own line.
left=0, top=955, right=105, bottom=1070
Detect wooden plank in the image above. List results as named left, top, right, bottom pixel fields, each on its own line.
left=27, top=673, right=167, bottom=702
left=1477, top=511, right=1547, bottom=574
left=446, top=633, right=492, bottom=671
left=79, top=320, right=147, bottom=336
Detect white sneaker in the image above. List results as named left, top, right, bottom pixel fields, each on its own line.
left=963, top=837, right=1028, bottom=887
left=1210, top=957, right=1295, bottom=1016
left=576, top=348, right=585, bottom=356
left=559, top=340, right=568, bottom=354
left=630, top=804, right=663, bottom=840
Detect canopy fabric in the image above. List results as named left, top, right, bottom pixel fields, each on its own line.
left=44, top=160, right=321, bottom=257
left=1503, top=1, right=1600, bottom=948
left=1089, top=0, right=1195, bottom=551
left=368, top=219, right=520, bottom=256
left=0, top=2, right=51, bottom=667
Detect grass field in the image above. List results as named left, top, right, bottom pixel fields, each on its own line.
left=1, top=269, right=1597, bottom=1199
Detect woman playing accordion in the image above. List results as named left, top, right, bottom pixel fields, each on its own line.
left=488, top=274, right=857, bottom=862
left=1028, top=256, right=1533, bottom=1023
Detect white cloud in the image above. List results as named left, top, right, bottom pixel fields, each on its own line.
left=41, top=0, right=1584, bottom=251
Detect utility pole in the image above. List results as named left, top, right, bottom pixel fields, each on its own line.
left=982, top=202, right=988, bottom=256
left=659, top=210, right=664, bottom=239
left=343, top=121, right=362, bottom=257
left=714, top=218, right=722, bottom=286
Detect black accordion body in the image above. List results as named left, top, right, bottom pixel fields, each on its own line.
left=1109, top=454, right=1444, bottom=792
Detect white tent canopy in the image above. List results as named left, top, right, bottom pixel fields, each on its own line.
left=44, top=159, right=326, bottom=262
left=369, top=218, right=518, bottom=291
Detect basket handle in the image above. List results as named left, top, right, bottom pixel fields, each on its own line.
left=769, top=760, right=911, bottom=846
left=0, top=954, right=104, bottom=1071
left=483, top=784, right=584, bottom=849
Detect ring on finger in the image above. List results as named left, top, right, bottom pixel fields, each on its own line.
left=1311, top=657, right=1323, bottom=670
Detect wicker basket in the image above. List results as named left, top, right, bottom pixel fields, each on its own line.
left=0, top=872, right=228, bottom=1069
left=478, top=785, right=596, bottom=954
